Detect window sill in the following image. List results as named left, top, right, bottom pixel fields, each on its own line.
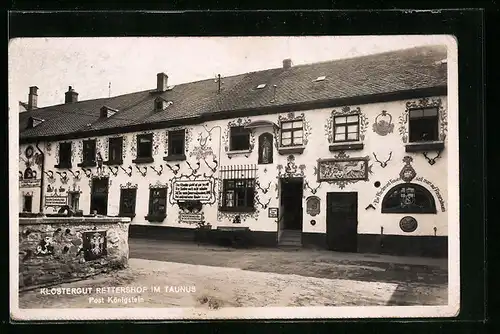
left=277, top=146, right=305, bottom=155
left=132, top=157, right=154, bottom=164
left=227, top=149, right=252, bottom=157
left=329, top=142, right=364, bottom=152
left=54, top=164, right=72, bottom=169
left=103, top=159, right=123, bottom=166
left=219, top=207, right=256, bottom=213
left=405, top=141, right=445, bottom=152
left=145, top=214, right=166, bottom=222
left=77, top=161, right=97, bottom=168
left=163, top=154, right=186, bottom=162
left=119, top=213, right=136, bottom=218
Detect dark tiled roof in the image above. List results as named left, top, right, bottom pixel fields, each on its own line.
left=19, top=45, right=447, bottom=141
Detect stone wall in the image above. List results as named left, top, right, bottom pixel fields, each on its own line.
left=19, top=217, right=131, bottom=291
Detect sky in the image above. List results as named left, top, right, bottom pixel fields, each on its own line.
left=8, top=35, right=454, bottom=112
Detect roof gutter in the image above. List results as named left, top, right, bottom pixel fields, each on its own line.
left=20, top=85, right=447, bottom=144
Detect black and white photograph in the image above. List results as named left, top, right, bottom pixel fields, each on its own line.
left=9, top=35, right=459, bottom=320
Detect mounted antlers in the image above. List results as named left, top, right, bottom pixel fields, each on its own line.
left=150, top=165, right=164, bottom=176
left=119, top=165, right=133, bottom=177
left=255, top=180, right=271, bottom=194
left=108, top=166, right=119, bottom=177
left=135, top=165, right=148, bottom=177
left=203, top=157, right=218, bottom=173
left=423, top=151, right=442, bottom=166
left=186, top=161, right=200, bottom=176
left=255, top=194, right=271, bottom=209
left=165, top=163, right=181, bottom=175
left=303, top=180, right=321, bottom=194
left=67, top=169, right=81, bottom=180
left=373, top=152, right=392, bottom=168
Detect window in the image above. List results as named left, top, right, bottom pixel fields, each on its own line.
left=136, top=133, right=153, bottom=159
left=23, top=195, right=32, bottom=213
left=333, top=115, right=360, bottom=142
left=381, top=183, right=437, bottom=214
left=81, top=139, right=96, bottom=166
left=168, top=130, right=185, bottom=157
left=107, top=137, right=123, bottom=164
left=409, top=107, right=439, bottom=142
left=220, top=179, right=255, bottom=212
left=155, top=100, right=163, bottom=112
left=119, top=188, right=137, bottom=217
left=57, top=142, right=72, bottom=168
left=229, top=126, right=250, bottom=151
left=147, top=188, right=167, bottom=220
left=69, top=192, right=80, bottom=211
left=280, top=120, right=304, bottom=146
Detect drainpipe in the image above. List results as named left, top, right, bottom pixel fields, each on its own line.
left=35, top=141, right=45, bottom=214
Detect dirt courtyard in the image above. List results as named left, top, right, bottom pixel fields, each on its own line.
left=129, top=238, right=448, bottom=306
left=19, top=238, right=448, bottom=308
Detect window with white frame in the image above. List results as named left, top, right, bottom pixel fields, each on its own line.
left=333, top=114, right=360, bottom=142
left=280, top=120, right=303, bottom=147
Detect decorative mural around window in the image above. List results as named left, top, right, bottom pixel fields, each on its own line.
left=130, top=131, right=160, bottom=159
left=274, top=112, right=312, bottom=149
left=103, top=135, right=128, bottom=162
left=223, top=117, right=255, bottom=154
left=316, top=151, right=372, bottom=189
left=162, top=126, right=193, bottom=156
left=398, top=97, right=447, bottom=143
left=325, top=106, right=369, bottom=143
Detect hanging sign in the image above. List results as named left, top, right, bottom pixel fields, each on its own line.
left=172, top=179, right=214, bottom=202
left=45, top=196, right=68, bottom=207
left=20, top=179, right=41, bottom=188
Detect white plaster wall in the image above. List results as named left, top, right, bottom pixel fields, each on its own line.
left=18, top=143, right=44, bottom=213
left=30, top=95, right=449, bottom=237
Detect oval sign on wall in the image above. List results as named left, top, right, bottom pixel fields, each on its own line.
left=306, top=196, right=320, bottom=216
left=399, top=216, right=418, bottom=233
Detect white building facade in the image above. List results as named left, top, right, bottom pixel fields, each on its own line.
left=18, top=46, right=450, bottom=257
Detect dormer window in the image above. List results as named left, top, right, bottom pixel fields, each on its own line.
left=256, top=84, right=267, bottom=89
left=100, top=106, right=117, bottom=118
left=314, top=76, right=326, bottom=82
left=27, top=116, right=45, bottom=129
left=155, top=100, right=163, bottom=111
left=154, top=98, right=173, bottom=112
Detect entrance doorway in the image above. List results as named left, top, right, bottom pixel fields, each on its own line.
left=326, top=192, right=358, bottom=252
left=279, top=177, right=303, bottom=230
left=90, top=177, right=109, bottom=215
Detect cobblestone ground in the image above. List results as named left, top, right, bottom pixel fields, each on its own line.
left=18, top=238, right=448, bottom=309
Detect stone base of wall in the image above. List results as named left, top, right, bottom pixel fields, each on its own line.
left=19, top=217, right=131, bottom=291
left=129, top=225, right=447, bottom=258
left=357, top=234, right=448, bottom=258
left=129, top=225, right=278, bottom=248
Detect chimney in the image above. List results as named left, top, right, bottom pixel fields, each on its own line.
left=157, top=72, right=168, bottom=92
left=283, top=58, right=292, bottom=70
left=27, top=86, right=38, bottom=110
left=65, top=86, right=78, bottom=104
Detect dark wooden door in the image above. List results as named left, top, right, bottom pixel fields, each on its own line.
left=90, top=178, right=108, bottom=215
left=326, top=192, right=358, bottom=252
left=280, top=178, right=303, bottom=230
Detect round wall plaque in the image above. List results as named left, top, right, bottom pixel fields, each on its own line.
left=399, top=216, right=417, bottom=233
